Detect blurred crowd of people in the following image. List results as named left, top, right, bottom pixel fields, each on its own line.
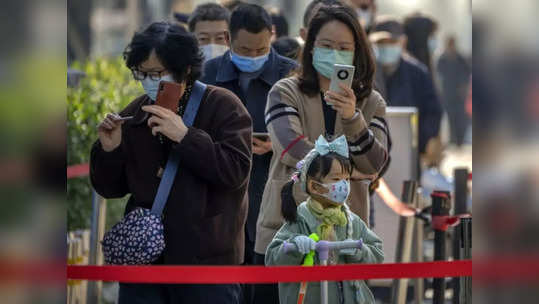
left=89, top=1, right=471, bottom=303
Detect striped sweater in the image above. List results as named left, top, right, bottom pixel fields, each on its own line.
left=254, top=77, right=390, bottom=254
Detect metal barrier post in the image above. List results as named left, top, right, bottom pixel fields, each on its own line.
left=414, top=188, right=425, bottom=304
left=460, top=218, right=472, bottom=304
left=75, top=230, right=90, bottom=304
left=452, top=168, right=469, bottom=304
left=431, top=191, right=451, bottom=304
left=391, top=180, right=418, bottom=304
left=67, top=236, right=73, bottom=303
left=87, top=190, right=106, bottom=304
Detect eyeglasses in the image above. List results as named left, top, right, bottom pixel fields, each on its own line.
left=131, top=69, right=168, bottom=81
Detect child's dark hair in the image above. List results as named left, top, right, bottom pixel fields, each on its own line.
left=281, top=152, right=352, bottom=222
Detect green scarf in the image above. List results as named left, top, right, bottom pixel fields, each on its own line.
left=307, top=197, right=348, bottom=240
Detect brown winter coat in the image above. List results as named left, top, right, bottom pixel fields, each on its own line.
left=90, top=85, right=252, bottom=265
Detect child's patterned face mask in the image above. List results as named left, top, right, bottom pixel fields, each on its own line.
left=313, top=179, right=351, bottom=204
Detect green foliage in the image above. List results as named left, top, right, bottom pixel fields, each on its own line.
left=67, top=57, right=143, bottom=231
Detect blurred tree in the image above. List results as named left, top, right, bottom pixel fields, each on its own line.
left=67, top=57, right=143, bottom=231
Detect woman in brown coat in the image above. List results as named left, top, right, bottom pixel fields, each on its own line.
left=90, top=22, right=252, bottom=303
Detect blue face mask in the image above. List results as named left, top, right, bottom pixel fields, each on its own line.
left=312, top=47, right=354, bottom=78
left=374, top=44, right=402, bottom=65
left=230, top=50, right=269, bottom=73
left=140, top=74, right=175, bottom=101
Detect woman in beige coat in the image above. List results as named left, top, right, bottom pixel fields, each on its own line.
left=254, top=4, right=390, bottom=269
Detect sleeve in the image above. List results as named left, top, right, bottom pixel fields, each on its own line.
left=172, top=90, right=252, bottom=190
left=265, top=80, right=314, bottom=168
left=89, top=140, right=129, bottom=199
left=417, top=71, right=443, bottom=153
left=265, top=219, right=307, bottom=266
left=341, top=92, right=390, bottom=175
left=345, top=216, right=384, bottom=264
left=436, top=56, right=447, bottom=79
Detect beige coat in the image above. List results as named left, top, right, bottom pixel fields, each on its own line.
left=255, top=77, right=389, bottom=254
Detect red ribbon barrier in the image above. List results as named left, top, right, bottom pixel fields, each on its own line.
left=67, top=260, right=471, bottom=284
left=67, top=163, right=90, bottom=179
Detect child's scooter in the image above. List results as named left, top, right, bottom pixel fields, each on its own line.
left=282, top=238, right=363, bottom=304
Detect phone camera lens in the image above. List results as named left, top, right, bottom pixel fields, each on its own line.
left=338, top=70, right=349, bottom=80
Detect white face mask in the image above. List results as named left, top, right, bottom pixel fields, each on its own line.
left=201, top=44, right=229, bottom=62
left=140, top=74, right=175, bottom=101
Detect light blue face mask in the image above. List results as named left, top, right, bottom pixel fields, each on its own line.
left=428, top=37, right=439, bottom=54
left=140, top=74, right=175, bottom=101
left=315, top=179, right=351, bottom=204
left=374, top=44, right=402, bottom=65
left=312, top=47, right=354, bottom=78
left=230, top=50, right=269, bottom=73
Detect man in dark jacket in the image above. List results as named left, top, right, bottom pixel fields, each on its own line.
left=201, top=4, right=296, bottom=303
left=201, top=2, right=296, bottom=266
left=90, top=22, right=251, bottom=303
left=436, top=36, right=471, bottom=146
left=370, top=17, right=442, bottom=159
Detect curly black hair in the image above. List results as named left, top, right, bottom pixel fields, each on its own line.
left=124, top=22, right=203, bottom=83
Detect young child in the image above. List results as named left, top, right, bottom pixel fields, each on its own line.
left=265, top=135, right=384, bottom=304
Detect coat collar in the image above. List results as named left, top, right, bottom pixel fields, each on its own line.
left=215, top=48, right=281, bottom=86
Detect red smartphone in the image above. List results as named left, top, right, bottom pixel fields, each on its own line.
left=155, top=81, right=183, bottom=112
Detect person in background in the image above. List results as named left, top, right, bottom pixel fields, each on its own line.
left=200, top=4, right=297, bottom=304
left=173, top=12, right=190, bottom=28
left=403, top=12, right=438, bottom=73
left=436, top=35, right=471, bottom=147
left=221, top=0, right=244, bottom=12
left=348, top=0, right=377, bottom=33
left=272, top=37, right=301, bottom=61
left=91, top=22, right=252, bottom=303
left=268, top=7, right=289, bottom=42
left=299, top=0, right=343, bottom=44
left=188, top=3, right=230, bottom=63
left=370, top=17, right=442, bottom=165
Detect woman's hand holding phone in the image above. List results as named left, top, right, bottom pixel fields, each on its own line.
left=142, top=105, right=188, bottom=143
left=324, top=83, right=357, bottom=120
left=98, top=113, right=125, bottom=152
